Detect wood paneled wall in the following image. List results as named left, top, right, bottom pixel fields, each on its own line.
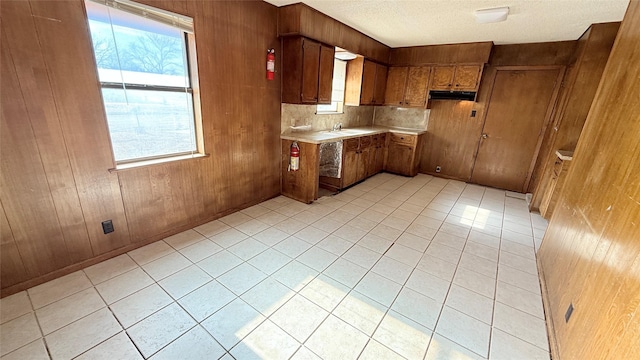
left=490, top=41, right=577, bottom=66
left=389, top=42, right=493, bottom=66
left=278, top=3, right=390, bottom=63
left=419, top=41, right=577, bottom=183
left=530, top=22, right=619, bottom=209
left=0, top=0, right=281, bottom=295
left=538, top=2, right=640, bottom=359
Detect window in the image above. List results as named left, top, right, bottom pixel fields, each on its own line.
left=317, top=59, right=347, bottom=114
left=85, top=0, right=202, bottom=165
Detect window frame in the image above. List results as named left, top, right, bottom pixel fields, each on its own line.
left=86, top=0, right=204, bottom=168
left=316, top=58, right=346, bottom=115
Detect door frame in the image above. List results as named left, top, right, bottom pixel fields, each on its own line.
left=470, top=65, right=565, bottom=192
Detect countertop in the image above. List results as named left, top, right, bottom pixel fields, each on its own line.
left=280, top=126, right=427, bottom=144
left=556, top=150, right=574, bottom=161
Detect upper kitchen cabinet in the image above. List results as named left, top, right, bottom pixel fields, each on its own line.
left=430, top=64, right=483, bottom=91
left=384, top=66, right=431, bottom=107
left=282, top=36, right=335, bottom=104
left=345, top=57, right=388, bottom=106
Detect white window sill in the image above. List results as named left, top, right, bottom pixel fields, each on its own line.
left=315, top=111, right=344, bottom=115
left=109, top=153, right=209, bottom=172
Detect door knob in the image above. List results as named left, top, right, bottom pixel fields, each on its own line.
left=481, top=133, right=488, bottom=139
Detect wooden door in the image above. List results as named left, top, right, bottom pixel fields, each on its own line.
left=471, top=67, right=563, bottom=192
left=373, top=64, right=388, bottom=105
left=317, top=44, right=335, bottom=104
left=384, top=67, right=408, bottom=106
left=360, top=60, right=377, bottom=105
left=454, top=65, right=482, bottom=91
left=404, top=66, right=431, bottom=107
left=301, top=38, right=320, bottom=103
left=430, top=66, right=455, bottom=90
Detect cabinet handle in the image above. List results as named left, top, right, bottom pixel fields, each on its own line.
left=448, top=83, right=452, bottom=86
left=455, top=84, right=460, bottom=87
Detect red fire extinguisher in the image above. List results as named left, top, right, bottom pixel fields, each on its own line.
left=267, top=48, right=275, bottom=80
left=289, top=141, right=300, bottom=171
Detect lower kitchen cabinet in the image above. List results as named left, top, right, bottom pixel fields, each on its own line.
left=281, top=139, right=320, bottom=203
left=384, top=133, right=424, bottom=176
left=368, top=133, right=386, bottom=176
left=292, top=131, right=424, bottom=200
left=342, top=136, right=371, bottom=188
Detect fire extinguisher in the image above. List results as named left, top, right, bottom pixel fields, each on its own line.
left=267, top=48, right=275, bottom=80
left=289, top=141, right=300, bottom=171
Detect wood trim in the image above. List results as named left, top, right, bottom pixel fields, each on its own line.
left=468, top=67, right=500, bottom=181
left=523, top=67, right=565, bottom=192
left=187, top=33, right=205, bottom=155
left=537, top=256, right=561, bottom=360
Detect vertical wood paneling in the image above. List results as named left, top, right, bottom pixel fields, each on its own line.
left=2, top=1, right=92, bottom=263
left=531, top=23, right=619, bottom=211
left=539, top=2, right=640, bottom=358
left=420, top=101, right=482, bottom=180
left=29, top=0, right=131, bottom=255
left=0, top=29, right=71, bottom=276
left=0, top=201, right=29, bottom=288
left=1, top=0, right=281, bottom=295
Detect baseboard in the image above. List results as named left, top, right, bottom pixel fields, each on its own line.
left=537, top=256, right=561, bottom=360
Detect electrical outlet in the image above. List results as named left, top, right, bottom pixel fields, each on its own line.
left=102, top=220, right=114, bottom=234
left=435, top=166, right=441, bottom=173
left=471, top=110, right=477, bottom=117
left=565, top=303, right=574, bottom=323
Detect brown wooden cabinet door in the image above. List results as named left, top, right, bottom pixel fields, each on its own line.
left=376, top=133, right=387, bottom=173
left=301, top=38, right=320, bottom=103
left=367, top=135, right=379, bottom=177
left=385, top=142, right=414, bottom=176
left=358, top=148, right=369, bottom=181
left=454, top=65, right=482, bottom=91
left=360, top=60, right=377, bottom=105
left=342, top=138, right=360, bottom=187
left=357, top=136, right=372, bottom=180
left=404, top=66, right=431, bottom=107
left=430, top=66, right=455, bottom=90
left=373, top=64, right=388, bottom=105
left=317, top=44, right=335, bottom=104
left=384, top=67, right=408, bottom=106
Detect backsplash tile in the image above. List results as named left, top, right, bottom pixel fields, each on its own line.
left=373, top=106, right=430, bottom=130
left=281, top=104, right=374, bottom=133
left=280, top=104, right=430, bottom=134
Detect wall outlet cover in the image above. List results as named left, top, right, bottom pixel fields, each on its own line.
left=565, top=303, right=574, bottom=323
left=102, top=220, right=114, bottom=234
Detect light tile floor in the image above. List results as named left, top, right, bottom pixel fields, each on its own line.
left=0, top=173, right=551, bottom=360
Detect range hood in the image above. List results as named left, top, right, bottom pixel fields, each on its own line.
left=429, top=90, right=477, bottom=101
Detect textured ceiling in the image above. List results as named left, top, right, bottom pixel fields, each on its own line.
left=265, top=0, right=629, bottom=47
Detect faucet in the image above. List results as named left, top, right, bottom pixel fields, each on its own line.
left=332, top=123, right=343, bottom=131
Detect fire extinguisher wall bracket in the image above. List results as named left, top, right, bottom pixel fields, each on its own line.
left=289, top=141, right=300, bottom=172
left=267, top=49, right=275, bottom=81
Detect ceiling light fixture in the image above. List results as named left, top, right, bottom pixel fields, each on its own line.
left=474, top=6, right=509, bottom=24
left=335, top=51, right=357, bottom=61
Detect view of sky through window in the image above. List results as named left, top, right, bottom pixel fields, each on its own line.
left=86, top=1, right=196, bottom=162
